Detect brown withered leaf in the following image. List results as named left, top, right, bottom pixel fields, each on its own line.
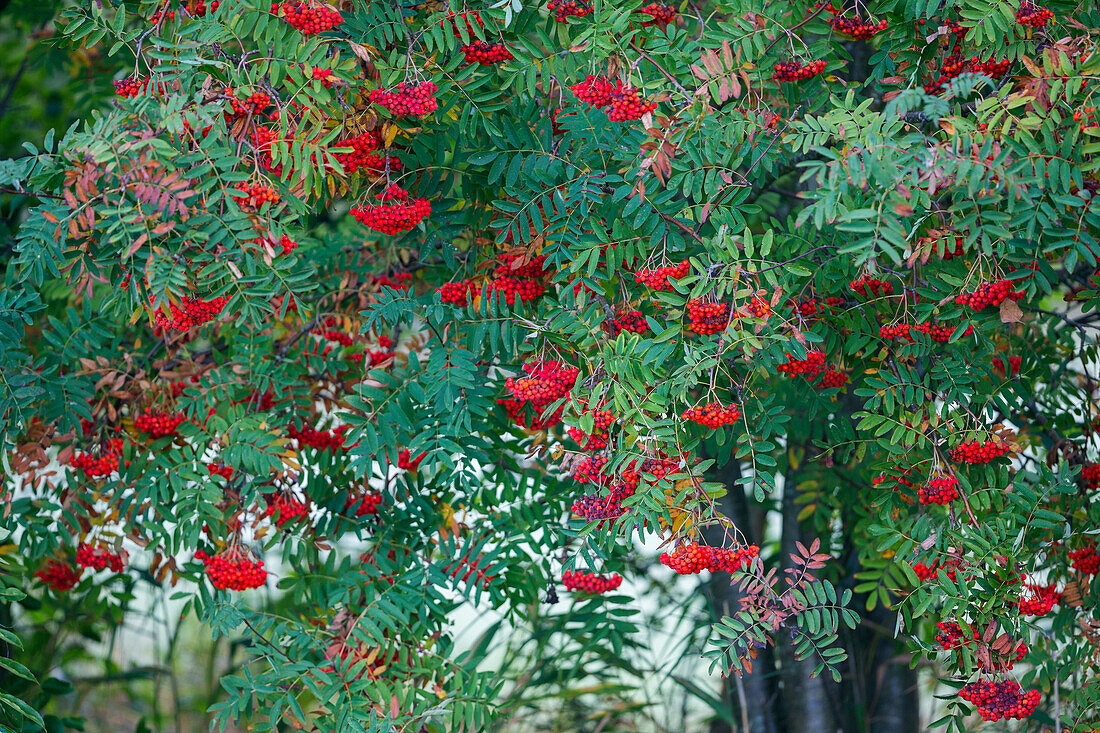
left=1000, top=298, right=1023, bottom=324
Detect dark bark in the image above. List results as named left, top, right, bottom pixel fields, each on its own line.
left=702, top=459, right=778, bottom=733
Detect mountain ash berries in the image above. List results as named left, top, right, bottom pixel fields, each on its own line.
left=195, top=548, right=267, bottom=590
left=570, top=75, right=656, bottom=121
left=682, top=402, right=741, bottom=428
left=661, top=543, right=758, bottom=574
left=773, top=59, right=826, bottom=81
left=351, top=185, right=431, bottom=235
left=369, top=82, right=439, bottom=116
left=562, top=570, right=622, bottom=594
left=273, top=2, right=343, bottom=34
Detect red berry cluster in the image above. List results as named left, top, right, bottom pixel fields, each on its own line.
left=287, top=422, right=347, bottom=451
left=992, top=355, right=1021, bottom=376
left=73, top=438, right=128, bottom=478
left=686, top=299, right=731, bottom=334
left=344, top=490, right=382, bottom=517
left=773, top=59, right=826, bottom=81
left=958, top=680, right=1040, bottom=721
left=499, top=361, right=577, bottom=429
left=152, top=295, right=229, bottom=330
left=397, top=448, right=426, bottom=470
left=207, top=462, right=234, bottom=480
left=638, top=2, right=676, bottom=26
left=572, top=453, right=610, bottom=485
left=439, top=279, right=473, bottom=305
left=572, top=490, right=628, bottom=524
left=195, top=549, right=267, bottom=590
left=878, top=322, right=973, bottom=343
left=225, top=87, right=271, bottom=116
left=949, top=439, right=1008, bottom=464
left=915, top=561, right=959, bottom=582
left=919, top=475, right=959, bottom=504
left=787, top=297, right=844, bottom=319
left=661, top=543, right=759, bottom=574
left=234, top=182, right=280, bottom=210
left=1015, top=2, right=1053, bottom=27
left=547, top=0, right=592, bottom=21
left=1018, top=583, right=1060, bottom=615
left=955, top=279, right=1024, bottom=310
left=635, top=261, right=690, bottom=290
left=849, top=275, right=894, bottom=298
left=605, top=309, right=648, bottom=336
left=462, top=41, right=512, bottom=65
left=264, top=494, right=310, bottom=527
left=815, top=366, right=846, bottom=388
left=334, top=132, right=401, bottom=175
left=369, top=81, right=439, bottom=116
left=134, top=409, right=186, bottom=438
left=495, top=253, right=548, bottom=279
left=350, top=184, right=431, bottom=235
left=828, top=15, right=888, bottom=38
left=273, top=2, right=343, bottom=34
left=35, top=559, right=81, bottom=592
left=1073, top=106, right=1097, bottom=132
left=682, top=402, right=742, bottom=428
left=777, top=349, right=826, bottom=377
left=114, top=77, right=152, bottom=97
left=566, top=427, right=609, bottom=450
left=570, top=75, right=657, bottom=121
left=507, top=360, right=579, bottom=406
left=76, top=543, right=128, bottom=572
left=1069, top=544, right=1100, bottom=574
left=744, top=296, right=771, bottom=319
left=562, top=570, right=622, bottom=594
left=1080, top=462, right=1100, bottom=490
left=925, top=56, right=1012, bottom=94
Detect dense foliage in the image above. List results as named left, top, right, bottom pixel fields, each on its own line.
left=2, top=0, right=1100, bottom=730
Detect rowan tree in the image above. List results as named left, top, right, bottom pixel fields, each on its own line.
left=1, top=0, right=1099, bottom=731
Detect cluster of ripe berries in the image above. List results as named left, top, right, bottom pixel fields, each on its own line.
left=73, top=438, right=128, bottom=478
left=562, top=570, right=622, bottom=594
left=396, top=448, right=426, bottom=471
left=949, top=439, right=1009, bottom=464
left=1069, top=544, right=1100, bottom=574
left=134, top=409, right=187, bottom=438
left=605, top=310, right=648, bottom=336
left=194, top=549, right=267, bottom=590
left=152, top=295, right=229, bottom=331
left=149, top=0, right=220, bottom=22
left=225, top=88, right=271, bottom=117
left=686, top=300, right=731, bottom=334
left=567, top=426, right=609, bottom=450
left=660, top=543, right=759, bottom=574
left=955, top=279, right=1024, bottom=310
left=827, top=14, right=888, bottom=39
left=345, top=490, right=382, bottom=517
left=682, top=402, right=742, bottom=428
left=207, top=462, right=234, bottom=480
left=935, top=622, right=1027, bottom=670
left=958, top=680, right=1040, bottom=721
left=114, top=77, right=157, bottom=98
left=570, top=75, right=657, bottom=122
left=992, top=355, right=1021, bottom=377
left=461, top=41, right=512, bottom=65
left=918, top=475, right=959, bottom=504
left=635, top=261, right=690, bottom=290
left=273, top=2, right=343, bottom=34
left=1014, top=1, right=1053, bottom=27
left=925, top=55, right=1012, bottom=94
left=879, top=322, right=973, bottom=343
left=76, top=543, right=128, bottom=572
left=234, top=182, right=280, bottom=210
left=572, top=489, right=629, bottom=524
left=1079, top=462, right=1100, bottom=490
left=499, top=361, right=576, bottom=430
left=369, top=81, right=439, bottom=116
left=263, top=494, right=310, bottom=527
left=1073, top=106, right=1097, bottom=132
left=287, top=421, right=348, bottom=451
left=849, top=275, right=894, bottom=298
left=638, top=2, right=676, bottom=26
left=350, top=185, right=431, bottom=235
left=787, top=296, right=844, bottom=319
left=913, top=560, right=960, bottom=582
left=778, top=349, right=826, bottom=377
left=35, top=559, right=81, bottom=592
left=818, top=366, right=847, bottom=388
left=438, top=255, right=548, bottom=307
left=1018, top=583, right=1060, bottom=615
left=773, top=59, right=826, bottom=82
left=547, top=0, right=592, bottom=21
